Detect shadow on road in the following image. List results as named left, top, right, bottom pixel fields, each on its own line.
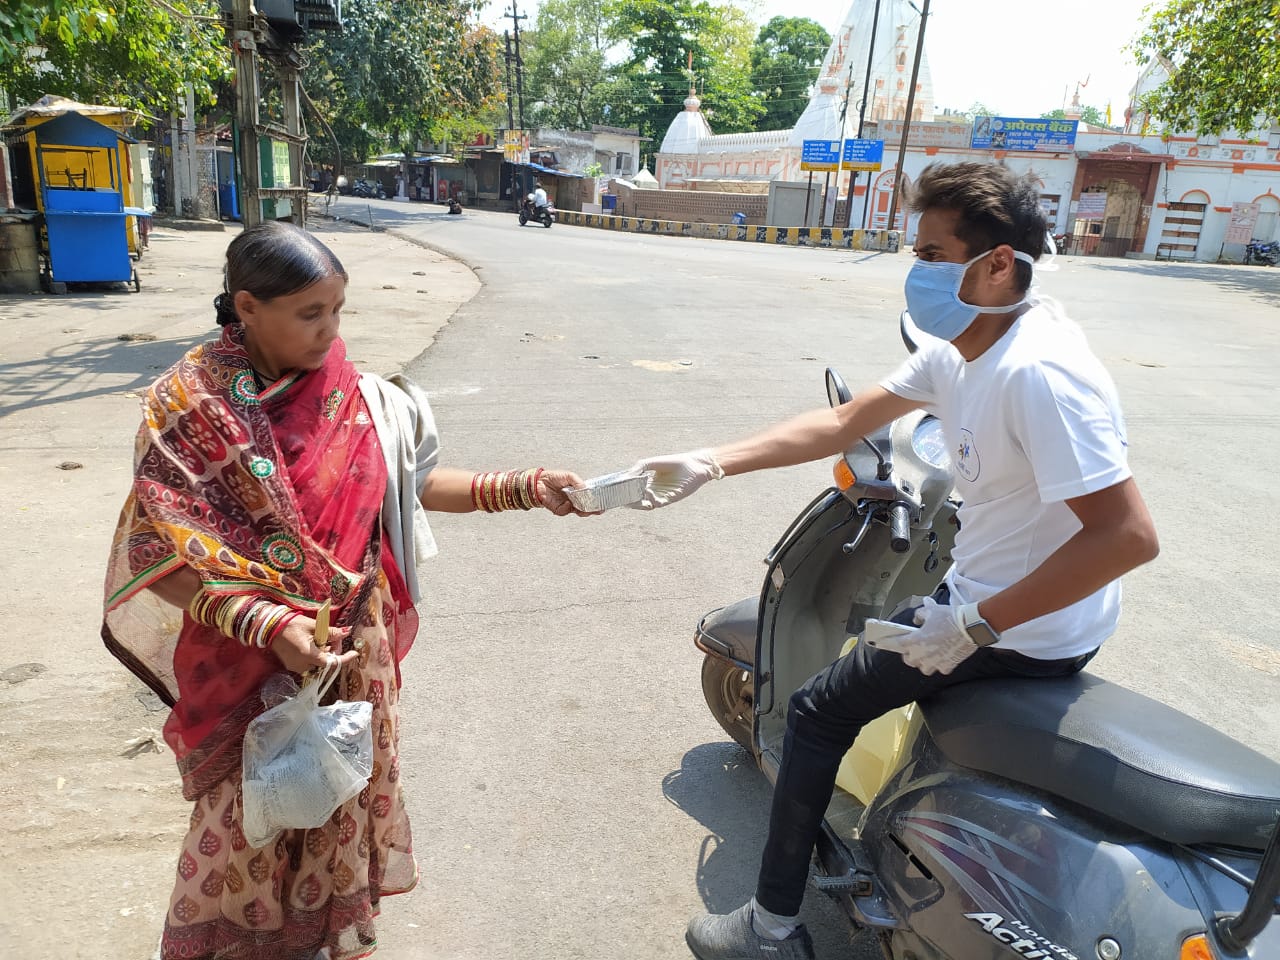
left=0, top=333, right=207, bottom=416
left=662, top=741, right=771, bottom=913
left=1090, top=259, right=1280, bottom=306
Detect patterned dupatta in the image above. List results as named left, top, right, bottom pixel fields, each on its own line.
left=103, top=326, right=416, bottom=798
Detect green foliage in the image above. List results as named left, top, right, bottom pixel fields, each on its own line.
left=522, top=0, right=613, bottom=129
left=605, top=0, right=761, bottom=141
left=749, top=16, right=830, bottom=132
left=1132, top=0, right=1280, bottom=136
left=305, top=0, right=503, bottom=164
left=1042, top=105, right=1108, bottom=127
left=0, top=1, right=229, bottom=117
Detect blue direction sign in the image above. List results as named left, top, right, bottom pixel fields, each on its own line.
left=842, top=138, right=884, bottom=171
left=801, top=139, right=841, bottom=172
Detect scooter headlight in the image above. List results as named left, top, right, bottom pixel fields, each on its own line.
left=1179, top=934, right=1214, bottom=960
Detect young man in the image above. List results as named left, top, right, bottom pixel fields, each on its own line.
left=632, top=161, right=1159, bottom=960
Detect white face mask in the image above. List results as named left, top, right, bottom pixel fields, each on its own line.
left=904, top=248, right=1035, bottom=341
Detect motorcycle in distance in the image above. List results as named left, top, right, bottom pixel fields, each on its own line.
left=1244, top=240, right=1278, bottom=266
left=694, top=311, right=1280, bottom=959
left=518, top=193, right=556, bottom=228
left=350, top=177, right=387, bottom=200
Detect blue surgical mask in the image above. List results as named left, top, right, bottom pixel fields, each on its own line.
left=904, top=248, right=1035, bottom=341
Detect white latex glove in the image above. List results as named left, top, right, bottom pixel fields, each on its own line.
left=870, top=597, right=980, bottom=676
left=627, top=449, right=725, bottom=510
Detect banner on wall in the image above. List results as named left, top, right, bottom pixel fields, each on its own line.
left=971, top=116, right=1078, bottom=152
left=1224, top=202, right=1261, bottom=244
left=1075, top=192, right=1107, bottom=219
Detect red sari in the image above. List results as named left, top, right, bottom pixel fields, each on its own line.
left=104, top=327, right=420, bottom=959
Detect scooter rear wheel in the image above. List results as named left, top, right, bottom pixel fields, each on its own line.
left=700, top=654, right=754, bottom=752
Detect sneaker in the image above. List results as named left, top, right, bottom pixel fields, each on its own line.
left=685, top=902, right=815, bottom=960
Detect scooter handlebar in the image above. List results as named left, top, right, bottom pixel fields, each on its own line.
left=889, top=502, right=911, bottom=553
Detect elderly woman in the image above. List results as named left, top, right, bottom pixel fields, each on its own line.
left=103, top=221, right=585, bottom=960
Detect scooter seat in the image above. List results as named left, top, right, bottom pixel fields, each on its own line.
left=921, top=672, right=1280, bottom=849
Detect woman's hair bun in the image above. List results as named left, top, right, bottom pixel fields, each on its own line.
left=213, top=292, right=239, bottom=326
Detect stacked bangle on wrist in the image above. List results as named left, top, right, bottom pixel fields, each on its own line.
left=470, top=468, right=545, bottom=512
left=189, top=589, right=302, bottom=649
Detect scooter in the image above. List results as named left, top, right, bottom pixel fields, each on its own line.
left=518, top=195, right=555, bottom=228
left=1245, top=240, right=1278, bottom=267
left=351, top=178, right=387, bottom=200
left=694, top=312, right=1280, bottom=959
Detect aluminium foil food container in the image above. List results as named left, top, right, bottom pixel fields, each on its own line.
left=563, top=470, right=650, bottom=512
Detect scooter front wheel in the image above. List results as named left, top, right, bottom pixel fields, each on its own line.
left=701, top=654, right=754, bottom=752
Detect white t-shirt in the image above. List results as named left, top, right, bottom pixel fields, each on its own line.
left=533, top=187, right=548, bottom=207
left=880, top=300, right=1131, bottom=659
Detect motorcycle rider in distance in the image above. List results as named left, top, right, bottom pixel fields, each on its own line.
left=629, top=161, right=1160, bottom=960
left=533, top=181, right=549, bottom=212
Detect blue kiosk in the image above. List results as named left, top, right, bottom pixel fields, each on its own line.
left=33, top=111, right=139, bottom=292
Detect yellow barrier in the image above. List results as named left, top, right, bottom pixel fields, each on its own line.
left=557, top=210, right=902, bottom=252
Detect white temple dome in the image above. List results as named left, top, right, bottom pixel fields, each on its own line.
left=660, top=93, right=714, bottom=154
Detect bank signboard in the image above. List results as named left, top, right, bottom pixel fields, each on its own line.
left=970, top=116, right=1078, bottom=152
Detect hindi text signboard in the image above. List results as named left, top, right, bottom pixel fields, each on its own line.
left=801, top=139, right=841, bottom=172
left=841, top=139, right=884, bottom=171
left=1225, top=202, right=1261, bottom=244
left=971, top=116, right=1078, bottom=152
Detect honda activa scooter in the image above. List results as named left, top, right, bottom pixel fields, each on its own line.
left=518, top=194, right=556, bottom=228
left=694, top=313, right=1280, bottom=959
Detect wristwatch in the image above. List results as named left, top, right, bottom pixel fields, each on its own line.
left=957, top=602, right=1001, bottom=647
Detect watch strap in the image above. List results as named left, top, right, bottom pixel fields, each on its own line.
left=956, top=602, right=1001, bottom=646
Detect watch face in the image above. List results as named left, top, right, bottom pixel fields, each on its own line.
left=968, top=620, right=1000, bottom=647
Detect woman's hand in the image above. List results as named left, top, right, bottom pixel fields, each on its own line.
left=268, top=616, right=358, bottom=675
left=537, top=469, right=595, bottom=517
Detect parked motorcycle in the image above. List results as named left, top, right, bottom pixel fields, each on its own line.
left=518, top=194, right=555, bottom=228
left=350, top=177, right=387, bottom=200
left=1245, top=240, right=1278, bottom=266
left=695, top=311, right=1280, bottom=959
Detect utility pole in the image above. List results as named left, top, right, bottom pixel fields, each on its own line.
left=829, top=56, right=858, bottom=227
left=230, top=0, right=263, bottom=228
left=504, top=30, right=516, bottom=131
left=506, top=2, right=527, bottom=131
left=886, top=0, right=929, bottom=238
left=850, top=0, right=882, bottom=229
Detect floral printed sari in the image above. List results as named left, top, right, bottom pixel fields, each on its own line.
left=104, top=326, right=420, bottom=959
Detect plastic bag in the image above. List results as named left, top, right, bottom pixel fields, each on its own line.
left=241, top=660, right=373, bottom=848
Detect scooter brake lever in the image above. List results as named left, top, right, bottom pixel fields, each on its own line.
left=841, top=507, right=877, bottom=555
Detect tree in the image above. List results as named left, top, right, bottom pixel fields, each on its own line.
left=0, top=1, right=229, bottom=116
left=305, top=0, right=502, bottom=163
left=1131, top=0, right=1280, bottom=136
left=522, top=0, right=613, bottom=130
left=606, top=0, right=761, bottom=142
left=1042, top=105, right=1107, bottom=127
left=749, top=16, right=830, bottom=132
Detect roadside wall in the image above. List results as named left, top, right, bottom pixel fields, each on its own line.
left=558, top=209, right=901, bottom=251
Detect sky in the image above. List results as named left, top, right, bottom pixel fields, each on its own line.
left=482, top=0, right=1159, bottom=121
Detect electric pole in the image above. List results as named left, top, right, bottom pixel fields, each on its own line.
left=506, top=2, right=527, bottom=132
left=886, top=0, right=930, bottom=238
left=851, top=0, right=882, bottom=229
left=230, top=0, right=263, bottom=228
left=504, top=30, right=516, bottom=132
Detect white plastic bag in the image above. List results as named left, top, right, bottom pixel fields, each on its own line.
left=241, top=660, right=373, bottom=848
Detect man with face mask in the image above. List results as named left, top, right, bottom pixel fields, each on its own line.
left=632, top=161, right=1160, bottom=960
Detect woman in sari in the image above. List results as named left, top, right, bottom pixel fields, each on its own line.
left=103, top=221, right=586, bottom=960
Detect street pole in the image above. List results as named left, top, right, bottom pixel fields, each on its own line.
left=886, top=0, right=929, bottom=238
left=280, top=61, right=305, bottom=226
left=509, top=2, right=527, bottom=131
left=829, top=57, right=857, bottom=228
left=230, top=0, right=262, bottom=228
left=849, top=0, right=882, bottom=228
left=504, top=29, right=517, bottom=209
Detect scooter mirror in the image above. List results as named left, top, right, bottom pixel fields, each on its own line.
left=825, top=368, right=852, bottom=409
left=900, top=309, right=922, bottom=355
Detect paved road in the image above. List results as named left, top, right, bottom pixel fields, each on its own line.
left=327, top=196, right=1280, bottom=960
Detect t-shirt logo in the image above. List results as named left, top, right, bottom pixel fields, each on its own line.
left=956, top=428, right=981, bottom=482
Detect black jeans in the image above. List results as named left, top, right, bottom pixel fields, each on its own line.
left=754, top=586, right=1096, bottom=916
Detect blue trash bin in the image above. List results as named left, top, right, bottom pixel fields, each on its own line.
left=731, top=211, right=747, bottom=225
left=602, top=194, right=618, bottom=213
